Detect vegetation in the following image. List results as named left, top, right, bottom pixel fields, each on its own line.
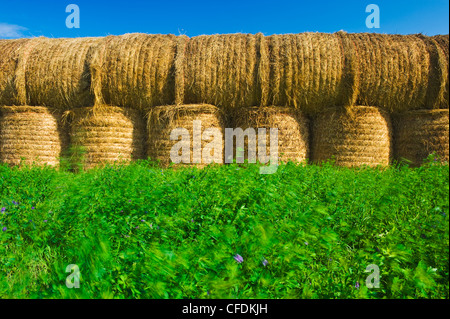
left=0, top=158, right=448, bottom=299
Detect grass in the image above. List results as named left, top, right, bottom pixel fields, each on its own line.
left=0, top=158, right=448, bottom=299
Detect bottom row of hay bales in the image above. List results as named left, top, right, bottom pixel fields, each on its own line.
left=0, top=105, right=448, bottom=168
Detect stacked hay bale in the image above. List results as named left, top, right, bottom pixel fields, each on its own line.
left=347, top=33, right=433, bottom=112
left=416, top=34, right=448, bottom=109
left=0, top=38, right=30, bottom=106
left=433, top=35, right=449, bottom=108
left=182, top=34, right=266, bottom=108
left=66, top=106, right=146, bottom=169
left=311, top=106, right=392, bottom=167
left=14, top=37, right=101, bottom=109
left=231, top=107, right=309, bottom=164
left=393, top=109, right=449, bottom=165
left=0, top=106, right=67, bottom=166
left=266, top=33, right=345, bottom=114
left=91, top=33, right=178, bottom=109
left=147, top=104, right=224, bottom=167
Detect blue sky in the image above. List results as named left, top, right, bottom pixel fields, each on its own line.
left=0, top=0, right=448, bottom=39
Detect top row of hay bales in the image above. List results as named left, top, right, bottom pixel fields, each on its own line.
left=0, top=32, right=448, bottom=114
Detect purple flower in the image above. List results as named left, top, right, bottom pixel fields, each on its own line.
left=1, top=207, right=5, bottom=212
left=128, top=200, right=131, bottom=203
left=355, top=282, right=360, bottom=289
left=234, top=254, right=244, bottom=263
left=2, top=227, right=6, bottom=232
left=262, top=259, right=269, bottom=267
left=43, top=220, right=47, bottom=223
left=31, top=207, right=35, bottom=210
left=135, top=226, right=139, bottom=229
left=191, top=219, right=194, bottom=223
left=141, top=219, right=145, bottom=222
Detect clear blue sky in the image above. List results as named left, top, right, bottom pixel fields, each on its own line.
left=0, top=0, right=448, bottom=39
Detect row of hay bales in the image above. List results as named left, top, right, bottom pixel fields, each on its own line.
left=0, top=105, right=448, bottom=168
left=0, top=33, right=448, bottom=113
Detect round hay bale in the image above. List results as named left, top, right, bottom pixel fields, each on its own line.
left=311, top=106, right=392, bottom=167
left=0, top=38, right=30, bottom=106
left=349, top=33, right=430, bottom=112
left=147, top=104, right=224, bottom=167
left=267, top=33, right=345, bottom=115
left=0, top=106, right=67, bottom=166
left=15, top=37, right=101, bottom=109
left=174, top=35, right=190, bottom=105
left=67, top=106, right=146, bottom=169
left=183, top=34, right=262, bottom=108
left=416, top=34, right=448, bottom=109
left=433, top=35, right=449, bottom=107
left=393, top=109, right=449, bottom=166
left=232, top=107, right=309, bottom=164
left=91, top=33, right=178, bottom=109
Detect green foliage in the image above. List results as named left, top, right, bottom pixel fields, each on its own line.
left=0, top=160, right=448, bottom=299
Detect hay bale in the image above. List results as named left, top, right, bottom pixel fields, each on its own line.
left=66, top=106, right=146, bottom=169
left=15, top=37, right=101, bottom=109
left=393, top=109, right=449, bottom=166
left=232, top=107, right=309, bottom=163
left=0, top=39, right=30, bottom=106
left=0, top=106, right=67, bottom=166
left=349, top=33, right=430, bottom=112
left=416, top=34, right=448, bottom=109
left=147, top=104, right=224, bottom=167
left=311, top=106, right=392, bottom=167
left=183, top=34, right=262, bottom=108
left=174, top=35, right=190, bottom=105
left=91, top=33, right=178, bottom=109
left=267, top=33, right=345, bottom=114
left=433, top=35, right=449, bottom=107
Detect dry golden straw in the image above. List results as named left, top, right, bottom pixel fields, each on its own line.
left=348, top=33, right=430, bottom=112
left=147, top=104, right=224, bottom=167
left=183, top=34, right=262, bottom=108
left=267, top=33, right=345, bottom=115
left=393, top=109, right=449, bottom=166
left=91, top=33, right=178, bottom=109
left=0, top=38, right=30, bottom=106
left=15, top=37, right=102, bottom=109
left=311, top=106, right=392, bottom=167
left=416, top=34, right=448, bottom=109
left=0, top=106, right=67, bottom=166
left=65, top=106, right=146, bottom=169
left=432, top=35, right=449, bottom=108
left=232, top=106, right=309, bottom=164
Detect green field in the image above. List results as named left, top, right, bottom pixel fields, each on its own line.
left=0, top=158, right=448, bottom=299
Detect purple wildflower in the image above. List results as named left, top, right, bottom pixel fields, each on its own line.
left=31, top=207, right=35, bottom=210
left=355, top=282, right=360, bottom=289
left=191, top=219, right=194, bottom=223
left=2, top=227, right=6, bottom=232
left=129, top=200, right=131, bottom=203
left=262, top=259, right=269, bottom=267
left=135, top=226, right=139, bottom=229
left=43, top=220, right=47, bottom=223
left=1, top=207, right=5, bottom=212
left=141, top=219, right=145, bottom=222
left=234, top=254, right=244, bottom=263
